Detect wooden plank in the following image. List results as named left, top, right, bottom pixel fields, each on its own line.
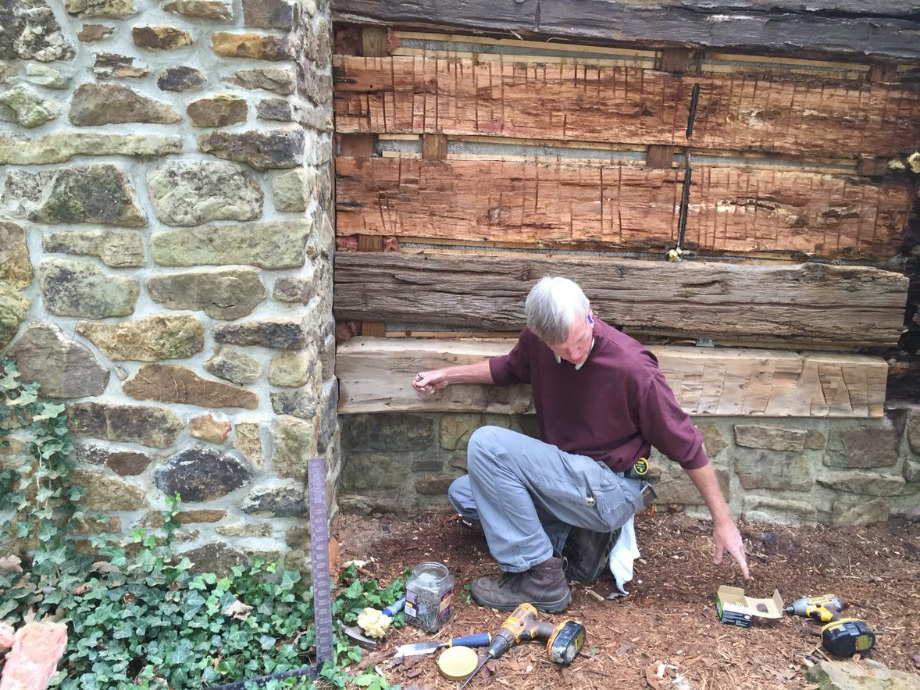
left=646, top=145, right=674, bottom=169
left=331, top=0, right=920, bottom=61
left=422, top=133, right=447, bottom=160
left=660, top=48, right=691, bottom=73
left=332, top=252, right=909, bottom=349
left=335, top=337, right=888, bottom=417
left=333, top=55, right=920, bottom=158
left=334, top=156, right=911, bottom=260
left=362, top=26, right=389, bottom=57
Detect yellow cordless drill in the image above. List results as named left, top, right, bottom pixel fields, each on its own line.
left=784, top=593, right=845, bottom=623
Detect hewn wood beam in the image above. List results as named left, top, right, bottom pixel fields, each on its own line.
left=333, top=252, right=909, bottom=349
left=336, top=337, right=888, bottom=418
left=331, top=0, right=920, bottom=61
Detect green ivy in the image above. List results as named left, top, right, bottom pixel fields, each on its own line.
left=0, top=360, right=405, bottom=689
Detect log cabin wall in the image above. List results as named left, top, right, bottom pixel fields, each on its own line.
left=330, top=1, right=920, bottom=525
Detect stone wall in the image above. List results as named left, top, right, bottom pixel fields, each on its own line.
left=0, top=0, right=335, bottom=575
left=339, top=411, right=920, bottom=526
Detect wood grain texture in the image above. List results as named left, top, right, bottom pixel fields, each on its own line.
left=331, top=0, right=920, bottom=60
left=333, top=252, right=909, bottom=348
left=333, top=55, right=920, bottom=158
left=335, top=156, right=911, bottom=259
left=336, top=337, right=888, bottom=418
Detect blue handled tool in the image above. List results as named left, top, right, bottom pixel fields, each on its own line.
left=393, top=632, right=492, bottom=659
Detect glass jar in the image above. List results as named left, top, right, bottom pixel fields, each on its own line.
left=404, top=561, right=454, bottom=633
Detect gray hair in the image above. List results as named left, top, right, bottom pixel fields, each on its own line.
left=524, top=276, right=590, bottom=345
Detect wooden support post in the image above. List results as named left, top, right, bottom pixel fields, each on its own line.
left=422, top=134, right=448, bottom=161
left=646, top=145, right=675, bottom=169
left=867, top=63, right=898, bottom=83
left=362, top=27, right=389, bottom=57
left=660, top=48, right=690, bottom=73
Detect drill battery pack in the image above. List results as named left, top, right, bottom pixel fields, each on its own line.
left=821, top=618, right=876, bottom=657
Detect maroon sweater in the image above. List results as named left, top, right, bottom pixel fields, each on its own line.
left=489, top=318, right=708, bottom=472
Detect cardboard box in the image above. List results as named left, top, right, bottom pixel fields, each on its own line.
left=715, top=586, right=783, bottom=628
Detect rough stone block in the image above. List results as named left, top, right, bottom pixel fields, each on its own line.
left=211, top=32, right=297, bottom=61
left=734, top=424, right=808, bottom=452
left=243, top=0, right=296, bottom=29
left=907, top=410, right=920, bottom=456
left=271, top=389, right=317, bottom=419
left=76, top=444, right=151, bottom=476
left=217, top=523, right=272, bottom=537
left=742, top=495, right=819, bottom=525
left=147, top=159, right=262, bottom=226
left=124, top=364, right=259, bottom=409
left=38, top=259, right=139, bottom=318
left=301, top=16, right=330, bottom=68
left=2, top=0, right=76, bottom=60
left=414, top=475, right=452, bottom=496
left=198, top=129, right=304, bottom=171
left=76, top=315, right=204, bottom=361
left=23, top=64, right=72, bottom=89
left=411, top=460, right=442, bottom=473
left=0, top=132, right=182, bottom=165
left=831, top=498, right=890, bottom=525
left=0, top=288, right=30, bottom=350
left=697, top=422, right=727, bottom=457
left=735, top=450, right=814, bottom=491
left=243, top=484, right=308, bottom=517
left=824, top=426, right=900, bottom=468
left=341, top=453, right=405, bottom=491
left=155, top=446, right=252, bottom=502
left=807, top=659, right=920, bottom=690
left=223, top=68, right=295, bottom=95
left=804, top=430, right=826, bottom=450
left=205, top=347, right=263, bottom=385
left=268, top=350, right=312, bottom=387
left=317, top=377, right=338, bottom=453
left=70, top=83, right=180, bottom=125
left=164, top=0, right=232, bottom=20
left=0, top=84, right=61, bottom=127
left=68, top=401, right=183, bottom=448
left=214, top=317, right=309, bottom=349
left=73, top=468, right=145, bottom=510
left=132, top=26, right=193, bottom=50
left=817, top=471, right=906, bottom=496
left=273, top=273, right=316, bottom=304
left=189, top=414, right=231, bottom=444
left=93, top=52, right=148, bottom=78
left=151, top=219, right=310, bottom=268
left=158, top=66, right=207, bottom=92
left=272, top=415, right=318, bottom=480
left=233, top=421, right=263, bottom=467
left=182, top=542, right=247, bottom=576
left=187, top=94, right=247, bottom=127
left=78, top=24, right=114, bottom=42
left=8, top=323, right=109, bottom=398
left=271, top=168, right=313, bottom=212
left=66, top=0, right=135, bottom=18
left=0, top=222, right=31, bottom=289
left=343, top=413, right=435, bottom=452
left=147, top=269, right=265, bottom=320
left=43, top=229, right=144, bottom=267
left=905, top=460, right=920, bottom=483
left=439, top=414, right=481, bottom=452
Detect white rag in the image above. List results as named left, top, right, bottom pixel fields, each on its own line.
left=608, top=515, right=640, bottom=596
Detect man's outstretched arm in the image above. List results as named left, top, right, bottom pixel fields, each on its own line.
left=684, top=463, right=751, bottom=579
left=413, top=360, right=494, bottom=395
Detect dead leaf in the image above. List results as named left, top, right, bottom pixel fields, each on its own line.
left=71, top=583, right=92, bottom=596
left=222, top=600, right=253, bottom=621
left=0, top=555, right=22, bottom=574
left=91, top=561, right=121, bottom=574
left=645, top=662, right=662, bottom=689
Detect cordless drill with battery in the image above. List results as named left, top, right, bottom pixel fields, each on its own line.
left=458, top=603, right=586, bottom=689
left=784, top=593, right=845, bottom=623
left=785, top=594, right=876, bottom=656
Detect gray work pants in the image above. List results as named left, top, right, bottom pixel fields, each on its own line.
left=448, top=426, right=644, bottom=573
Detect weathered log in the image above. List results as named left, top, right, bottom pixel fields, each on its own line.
left=332, top=252, right=909, bottom=348
left=331, top=0, right=920, bottom=61
left=336, top=337, right=888, bottom=417
left=333, top=55, right=920, bottom=158
left=335, top=156, right=912, bottom=260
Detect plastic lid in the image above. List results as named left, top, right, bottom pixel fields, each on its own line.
left=437, top=646, right=479, bottom=681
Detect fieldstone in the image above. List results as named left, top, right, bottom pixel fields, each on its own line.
left=66, top=0, right=135, bottom=18
left=0, top=287, right=29, bottom=350
left=272, top=416, right=317, bottom=481
left=824, top=427, right=900, bottom=468
left=72, top=469, right=145, bottom=510
left=271, top=168, right=313, bottom=213
left=234, top=422, right=263, bottom=467
left=905, top=460, right=920, bottom=483
left=735, top=450, right=814, bottom=491
left=217, top=523, right=272, bottom=537
left=164, top=0, right=232, bottom=20
left=183, top=542, right=247, bottom=576
left=907, top=410, right=920, bottom=455
left=415, top=475, right=452, bottom=496
left=38, top=259, right=138, bottom=318
left=273, top=274, right=315, bottom=303
left=189, top=414, right=231, bottom=444
left=158, top=66, right=206, bottom=92
left=213, top=317, right=308, bottom=349
left=92, top=52, right=148, bottom=79
left=78, top=24, right=113, bottom=42
left=177, top=509, right=226, bottom=524
left=76, top=314, right=204, bottom=361
left=271, top=389, right=317, bottom=419
left=199, top=129, right=304, bottom=171
left=223, top=68, right=295, bottom=95
left=0, top=132, right=181, bottom=165
left=268, top=350, right=312, bottom=387
left=297, top=60, right=333, bottom=105
left=831, top=498, right=890, bottom=525
left=412, top=459, right=443, bottom=473
left=43, top=229, right=144, bottom=267
left=258, top=98, right=327, bottom=128
left=734, top=424, right=808, bottom=452
left=8, top=323, right=109, bottom=398
left=205, top=347, right=262, bottom=385
left=210, top=32, right=297, bottom=61
left=807, top=659, right=920, bottom=690
left=0, top=222, right=31, bottom=289
left=151, top=219, right=310, bottom=268
left=448, top=455, right=467, bottom=471
left=146, top=269, right=265, bottom=320
left=318, top=316, right=335, bottom=378
left=68, top=402, right=183, bottom=448
left=0, top=85, right=61, bottom=127
left=817, top=471, right=905, bottom=496
left=23, top=64, right=71, bottom=89
left=147, top=160, right=261, bottom=226
left=70, top=84, right=180, bottom=126
left=342, top=453, right=404, bottom=491
left=124, top=364, right=259, bottom=409
left=317, top=378, right=337, bottom=453
left=343, top=414, right=434, bottom=452
left=440, top=414, right=481, bottom=451
left=243, top=484, right=308, bottom=517
left=187, top=94, right=247, bottom=127
left=1, top=0, right=75, bottom=61
left=3, top=165, right=146, bottom=227
left=76, top=444, right=151, bottom=476
left=132, top=26, right=192, bottom=50
left=302, top=16, right=331, bottom=68
left=155, top=446, right=251, bottom=502
left=243, top=0, right=296, bottom=29
left=695, top=422, right=727, bottom=457
left=743, top=496, right=819, bottom=524
left=652, top=459, right=730, bottom=505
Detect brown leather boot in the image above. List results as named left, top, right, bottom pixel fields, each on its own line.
left=470, top=557, right=571, bottom=613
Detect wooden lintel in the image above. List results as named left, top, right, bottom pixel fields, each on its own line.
left=660, top=48, right=690, bottom=73
left=335, top=337, right=888, bottom=418
left=647, top=145, right=675, bottom=169
left=422, top=133, right=448, bottom=160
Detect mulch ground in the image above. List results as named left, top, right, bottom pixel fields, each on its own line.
left=332, top=506, right=920, bottom=690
